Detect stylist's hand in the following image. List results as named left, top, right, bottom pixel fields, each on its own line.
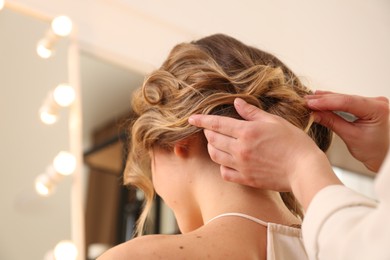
left=306, top=91, right=389, bottom=172
left=189, top=98, right=333, bottom=191
left=189, top=98, right=340, bottom=209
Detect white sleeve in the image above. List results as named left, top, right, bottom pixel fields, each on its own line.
left=302, top=154, right=390, bottom=260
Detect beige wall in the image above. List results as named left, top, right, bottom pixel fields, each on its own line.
left=10, top=0, right=390, bottom=97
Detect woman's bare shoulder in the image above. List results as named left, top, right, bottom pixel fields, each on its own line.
left=97, top=232, right=208, bottom=260
left=97, top=221, right=265, bottom=259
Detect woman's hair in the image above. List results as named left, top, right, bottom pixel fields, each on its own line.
left=125, top=34, right=333, bottom=236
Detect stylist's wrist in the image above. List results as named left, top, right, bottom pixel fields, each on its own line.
left=289, top=149, right=342, bottom=211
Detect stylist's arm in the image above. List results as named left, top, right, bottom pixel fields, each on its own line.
left=304, top=91, right=389, bottom=260
left=189, top=92, right=390, bottom=260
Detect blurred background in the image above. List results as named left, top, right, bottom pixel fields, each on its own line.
left=1, top=0, right=389, bottom=259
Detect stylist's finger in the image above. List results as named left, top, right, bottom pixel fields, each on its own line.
left=234, top=98, right=267, bottom=121
left=306, top=93, right=389, bottom=120
left=375, top=96, right=390, bottom=103
left=204, top=129, right=236, bottom=168
left=203, top=128, right=235, bottom=153
left=313, top=90, right=334, bottom=95
left=312, top=110, right=356, bottom=137
left=313, top=90, right=388, bottom=104
left=220, top=165, right=252, bottom=186
left=189, top=114, right=242, bottom=138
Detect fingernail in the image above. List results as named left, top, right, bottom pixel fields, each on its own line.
left=306, top=99, right=318, bottom=107
left=234, top=98, right=245, bottom=108
left=188, top=116, right=196, bottom=125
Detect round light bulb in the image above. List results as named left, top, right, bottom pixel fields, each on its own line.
left=51, top=16, right=73, bottom=37
left=54, top=240, right=78, bottom=260
left=35, top=174, right=54, bottom=196
left=0, top=0, right=5, bottom=11
left=53, top=84, right=75, bottom=107
left=37, top=41, right=52, bottom=59
left=53, top=151, right=76, bottom=176
left=88, top=243, right=111, bottom=259
left=136, top=189, right=145, bottom=201
left=39, top=109, right=58, bottom=125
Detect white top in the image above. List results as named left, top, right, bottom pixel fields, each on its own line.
left=303, top=151, right=390, bottom=260
left=208, top=212, right=308, bottom=260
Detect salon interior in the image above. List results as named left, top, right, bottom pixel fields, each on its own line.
left=1, top=1, right=389, bottom=259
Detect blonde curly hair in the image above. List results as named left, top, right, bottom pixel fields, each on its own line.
left=125, top=34, right=332, bottom=236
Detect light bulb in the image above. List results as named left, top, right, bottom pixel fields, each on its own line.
left=39, top=108, right=58, bottom=125
left=54, top=240, right=78, bottom=260
left=35, top=174, right=54, bottom=196
left=0, top=0, right=5, bottom=11
left=53, top=151, right=76, bottom=176
left=136, top=189, right=145, bottom=201
left=36, top=41, right=52, bottom=59
left=53, top=84, right=75, bottom=107
left=88, top=244, right=111, bottom=259
left=51, top=16, right=73, bottom=37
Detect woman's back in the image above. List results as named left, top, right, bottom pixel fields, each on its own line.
left=100, top=208, right=305, bottom=259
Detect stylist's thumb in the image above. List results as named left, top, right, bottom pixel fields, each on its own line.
left=234, top=98, right=266, bottom=121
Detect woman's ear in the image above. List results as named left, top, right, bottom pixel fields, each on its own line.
left=173, top=140, right=190, bottom=158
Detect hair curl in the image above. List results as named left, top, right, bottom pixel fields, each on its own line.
left=125, top=34, right=332, bottom=236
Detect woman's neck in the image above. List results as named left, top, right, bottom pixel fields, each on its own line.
left=175, top=157, right=300, bottom=233
left=198, top=171, right=296, bottom=225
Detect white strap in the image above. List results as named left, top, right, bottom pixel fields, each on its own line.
left=206, top=212, right=268, bottom=227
